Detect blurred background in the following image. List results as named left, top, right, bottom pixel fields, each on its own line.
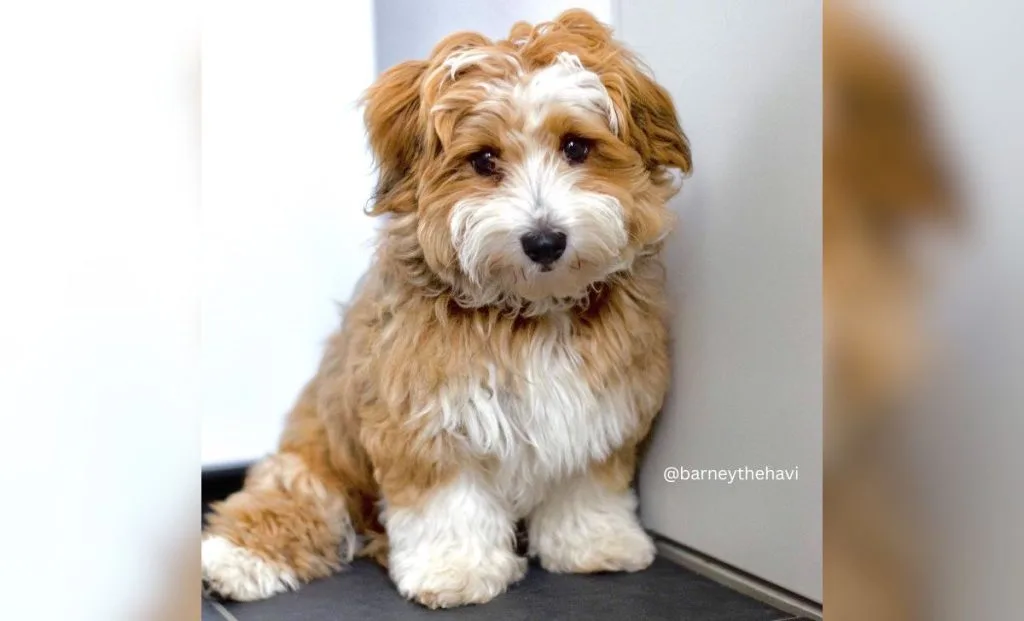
left=824, top=1, right=1024, bottom=619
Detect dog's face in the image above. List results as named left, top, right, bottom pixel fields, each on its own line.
left=363, top=10, right=690, bottom=308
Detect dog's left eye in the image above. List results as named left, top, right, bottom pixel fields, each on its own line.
left=561, top=135, right=593, bottom=164
left=469, top=149, right=499, bottom=176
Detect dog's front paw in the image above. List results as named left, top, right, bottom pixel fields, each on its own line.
left=535, top=519, right=656, bottom=573
left=392, top=548, right=526, bottom=609
left=529, top=476, right=656, bottom=574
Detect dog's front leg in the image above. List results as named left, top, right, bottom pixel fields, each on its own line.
left=384, top=471, right=525, bottom=609
left=528, top=453, right=655, bottom=574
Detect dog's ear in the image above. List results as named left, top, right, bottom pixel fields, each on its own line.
left=618, top=63, right=692, bottom=182
left=550, top=10, right=692, bottom=181
left=362, top=60, right=428, bottom=215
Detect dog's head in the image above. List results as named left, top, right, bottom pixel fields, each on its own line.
left=362, top=10, right=690, bottom=310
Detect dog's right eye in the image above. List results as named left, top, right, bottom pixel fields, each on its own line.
left=469, top=149, right=499, bottom=177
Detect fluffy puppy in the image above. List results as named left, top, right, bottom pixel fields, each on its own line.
left=202, top=9, right=690, bottom=609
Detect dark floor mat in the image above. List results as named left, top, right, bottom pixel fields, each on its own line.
left=202, top=556, right=798, bottom=621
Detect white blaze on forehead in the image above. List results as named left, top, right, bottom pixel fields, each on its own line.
left=445, top=49, right=495, bottom=76
left=433, top=47, right=523, bottom=89
left=429, top=48, right=523, bottom=116
left=515, top=52, right=620, bottom=134
left=429, top=50, right=620, bottom=135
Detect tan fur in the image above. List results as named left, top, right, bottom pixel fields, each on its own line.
left=823, top=4, right=956, bottom=620
left=203, top=9, right=688, bottom=607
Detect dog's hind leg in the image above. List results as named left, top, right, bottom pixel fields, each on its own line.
left=201, top=453, right=354, bottom=601
left=201, top=382, right=368, bottom=602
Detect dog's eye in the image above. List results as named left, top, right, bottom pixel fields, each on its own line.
left=469, top=149, right=499, bottom=176
left=561, top=135, right=593, bottom=164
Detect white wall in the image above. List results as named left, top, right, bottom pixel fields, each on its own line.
left=622, top=0, right=823, bottom=601
left=0, top=2, right=200, bottom=617
left=202, top=1, right=378, bottom=466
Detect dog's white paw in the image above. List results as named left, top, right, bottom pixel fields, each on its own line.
left=535, top=521, right=656, bottom=573
left=530, top=476, right=656, bottom=574
left=201, top=535, right=299, bottom=602
left=392, top=548, right=526, bottom=609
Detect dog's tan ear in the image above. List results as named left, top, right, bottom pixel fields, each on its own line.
left=362, top=60, right=428, bottom=215
left=619, top=65, right=692, bottom=181
left=552, top=10, right=692, bottom=180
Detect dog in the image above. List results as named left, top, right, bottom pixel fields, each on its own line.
left=201, top=10, right=690, bottom=609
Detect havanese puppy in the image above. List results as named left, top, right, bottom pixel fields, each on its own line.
left=202, top=9, right=690, bottom=609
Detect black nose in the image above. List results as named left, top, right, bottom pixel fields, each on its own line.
left=520, top=229, right=568, bottom=266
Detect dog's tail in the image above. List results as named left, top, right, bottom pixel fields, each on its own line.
left=201, top=381, right=379, bottom=601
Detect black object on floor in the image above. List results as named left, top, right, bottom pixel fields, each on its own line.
left=201, top=556, right=799, bottom=621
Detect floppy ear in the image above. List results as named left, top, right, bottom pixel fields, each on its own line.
left=550, top=10, right=692, bottom=180
left=620, top=66, right=692, bottom=180
left=362, top=60, right=428, bottom=215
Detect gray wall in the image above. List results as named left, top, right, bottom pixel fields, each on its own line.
left=621, top=0, right=823, bottom=601
left=373, top=0, right=612, bottom=73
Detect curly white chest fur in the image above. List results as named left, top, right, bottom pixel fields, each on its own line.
left=434, top=332, right=636, bottom=517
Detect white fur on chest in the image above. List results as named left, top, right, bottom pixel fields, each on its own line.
left=437, top=330, right=635, bottom=516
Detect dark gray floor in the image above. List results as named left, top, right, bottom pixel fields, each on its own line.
left=202, top=468, right=808, bottom=620
left=202, top=556, right=803, bottom=621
